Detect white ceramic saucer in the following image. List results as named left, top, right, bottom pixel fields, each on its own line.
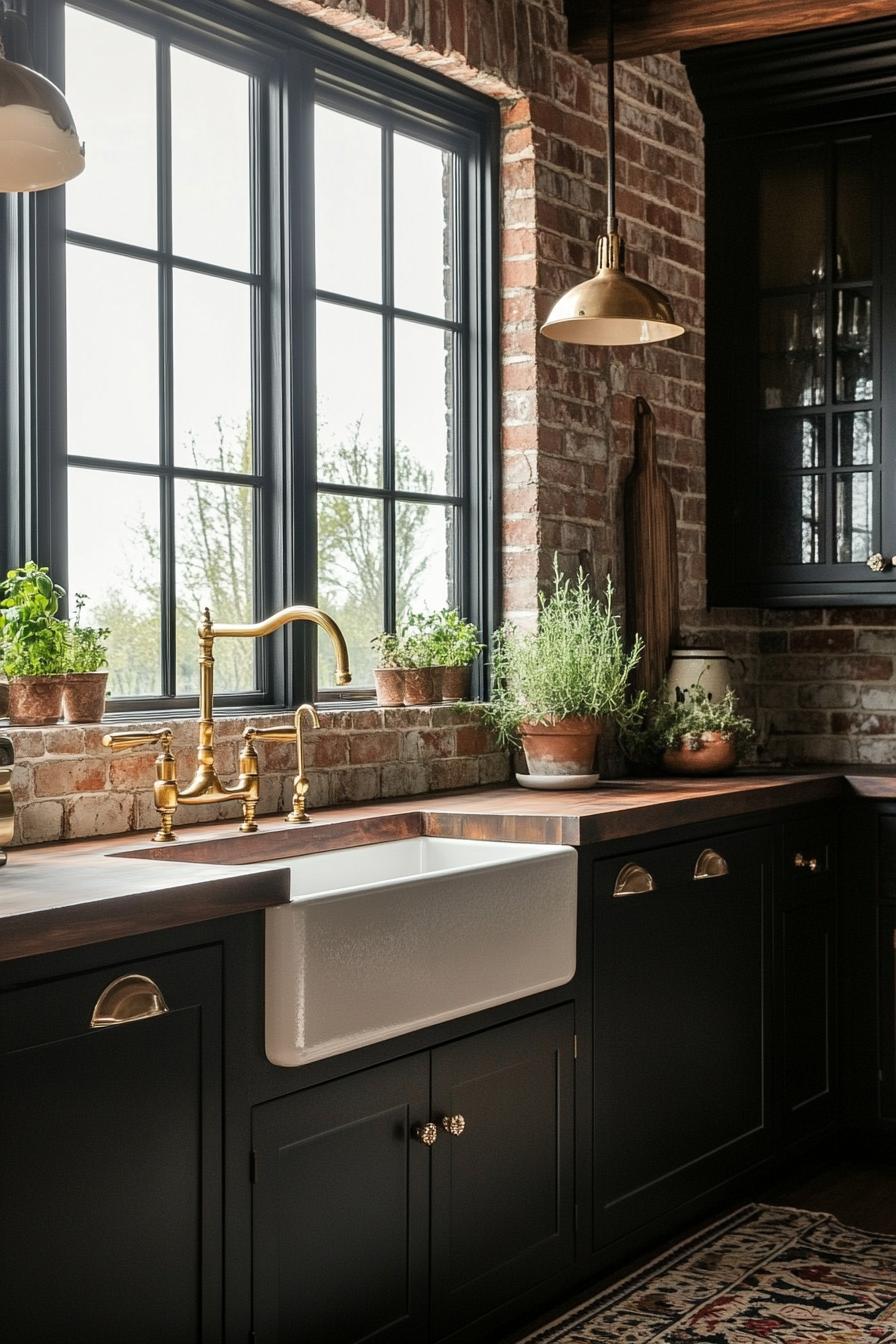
left=515, top=772, right=601, bottom=791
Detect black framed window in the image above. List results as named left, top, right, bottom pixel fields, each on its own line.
left=7, top=0, right=498, bottom=713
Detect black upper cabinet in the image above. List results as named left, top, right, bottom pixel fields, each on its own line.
left=686, top=21, right=896, bottom=605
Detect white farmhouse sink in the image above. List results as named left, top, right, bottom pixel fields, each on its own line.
left=264, top=836, right=577, bottom=1067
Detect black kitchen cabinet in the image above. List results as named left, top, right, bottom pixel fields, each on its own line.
left=251, top=1005, right=576, bottom=1344
left=592, top=829, right=773, bottom=1247
left=879, top=906, right=896, bottom=1121
left=0, top=944, right=223, bottom=1344
left=778, top=818, right=838, bottom=1141
left=430, top=1007, right=576, bottom=1340
left=686, top=24, right=896, bottom=606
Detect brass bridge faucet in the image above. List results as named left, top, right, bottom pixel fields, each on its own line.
left=103, top=606, right=350, bottom=843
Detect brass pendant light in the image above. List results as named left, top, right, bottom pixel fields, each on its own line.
left=0, top=12, right=84, bottom=193
left=541, top=0, right=683, bottom=346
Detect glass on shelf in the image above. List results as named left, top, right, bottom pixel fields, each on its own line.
left=834, top=471, right=874, bottom=563
left=760, top=474, right=824, bottom=565
left=759, top=145, right=826, bottom=289
left=759, top=293, right=825, bottom=409
left=835, top=289, right=873, bottom=401
left=759, top=416, right=823, bottom=470
left=834, top=410, right=874, bottom=466
left=835, top=137, right=872, bottom=283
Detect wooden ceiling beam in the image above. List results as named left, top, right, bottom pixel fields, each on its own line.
left=566, top=1, right=896, bottom=63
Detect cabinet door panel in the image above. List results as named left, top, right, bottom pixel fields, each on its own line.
left=880, top=907, right=896, bottom=1121
left=782, top=900, right=836, bottom=1139
left=430, top=1005, right=575, bottom=1340
left=252, top=1055, right=430, bottom=1344
left=593, top=831, right=772, bottom=1247
left=0, top=946, right=222, bottom=1344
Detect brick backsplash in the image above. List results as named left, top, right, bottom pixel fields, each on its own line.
left=7, top=707, right=509, bottom=847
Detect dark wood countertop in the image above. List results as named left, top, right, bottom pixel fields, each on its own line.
left=1, top=768, right=891, bottom=962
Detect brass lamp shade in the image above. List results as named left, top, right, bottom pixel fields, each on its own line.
left=542, top=232, right=684, bottom=347
left=0, top=57, right=84, bottom=192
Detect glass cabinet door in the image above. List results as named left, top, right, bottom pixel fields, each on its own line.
left=754, top=130, right=879, bottom=579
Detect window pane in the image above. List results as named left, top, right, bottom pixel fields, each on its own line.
left=175, top=480, right=257, bottom=694
left=759, top=294, right=825, bottom=409
left=173, top=271, right=253, bottom=472
left=835, top=471, right=874, bottom=562
left=394, top=134, right=455, bottom=319
left=759, top=145, right=825, bottom=288
left=317, top=493, right=383, bottom=687
left=314, top=106, right=382, bottom=303
left=836, top=138, right=872, bottom=282
left=396, top=501, right=456, bottom=618
left=835, top=289, right=873, bottom=402
left=66, top=246, right=159, bottom=463
left=395, top=321, right=454, bottom=494
left=171, top=48, right=252, bottom=272
left=67, top=467, right=162, bottom=696
left=835, top=411, right=874, bottom=466
left=759, top=416, right=823, bottom=469
left=65, top=6, right=156, bottom=248
left=316, top=301, right=382, bottom=487
left=760, top=475, right=824, bottom=565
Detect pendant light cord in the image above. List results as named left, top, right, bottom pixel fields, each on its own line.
left=606, top=0, right=617, bottom=234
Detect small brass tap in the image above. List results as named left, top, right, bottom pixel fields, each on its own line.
left=103, top=606, right=350, bottom=841
left=246, top=703, right=321, bottom=824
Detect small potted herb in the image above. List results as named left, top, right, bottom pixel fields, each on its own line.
left=0, top=562, right=69, bottom=725
left=63, top=594, right=110, bottom=723
left=399, top=620, right=441, bottom=706
left=622, top=682, right=755, bottom=776
left=480, top=561, right=644, bottom=783
left=371, top=631, right=405, bottom=707
left=429, top=609, right=484, bottom=702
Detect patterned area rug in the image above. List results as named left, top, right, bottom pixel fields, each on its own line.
left=520, top=1204, right=896, bottom=1343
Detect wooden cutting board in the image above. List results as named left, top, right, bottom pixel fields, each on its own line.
left=623, top=396, right=680, bottom=695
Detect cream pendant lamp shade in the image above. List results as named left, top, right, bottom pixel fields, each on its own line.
left=0, top=22, right=84, bottom=192
left=541, top=2, right=682, bottom=347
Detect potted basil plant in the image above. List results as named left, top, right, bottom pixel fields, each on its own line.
left=63, top=594, right=110, bottom=723
left=428, top=609, right=484, bottom=702
left=621, top=681, right=755, bottom=776
left=480, top=560, right=644, bottom=783
left=371, top=632, right=405, bottom=707
left=0, top=562, right=69, bottom=725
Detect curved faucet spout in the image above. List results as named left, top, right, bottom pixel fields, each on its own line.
left=207, top=605, right=352, bottom=686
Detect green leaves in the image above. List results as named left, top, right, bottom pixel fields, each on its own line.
left=371, top=609, right=484, bottom=670
left=481, top=558, right=644, bottom=748
left=0, top=565, right=108, bottom=679
left=620, top=682, right=756, bottom=764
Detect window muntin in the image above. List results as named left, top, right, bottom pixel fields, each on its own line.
left=62, top=5, right=262, bottom=701
left=313, top=100, right=463, bottom=692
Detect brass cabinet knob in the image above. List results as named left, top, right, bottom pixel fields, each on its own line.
left=441, top=1114, right=466, bottom=1137
left=866, top=553, right=891, bottom=572
left=794, top=852, right=819, bottom=873
left=414, top=1122, right=438, bottom=1147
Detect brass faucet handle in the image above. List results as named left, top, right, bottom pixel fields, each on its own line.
left=102, top=729, right=173, bottom=754
left=244, top=726, right=296, bottom=744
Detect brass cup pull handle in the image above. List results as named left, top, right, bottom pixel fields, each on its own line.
left=613, top=862, right=656, bottom=897
left=414, top=1122, right=438, bottom=1147
left=90, top=974, right=169, bottom=1029
left=794, top=852, right=819, bottom=873
left=694, top=848, right=729, bottom=880
left=441, top=1114, right=466, bottom=1137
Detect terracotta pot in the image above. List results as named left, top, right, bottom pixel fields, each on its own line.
left=63, top=671, right=109, bottom=724
left=0, top=679, right=8, bottom=719
left=429, top=666, right=444, bottom=701
left=374, top=667, right=405, bottom=707
left=441, top=665, right=471, bottom=703
left=662, top=731, right=736, bottom=776
left=402, top=667, right=436, bottom=706
left=519, top=715, right=600, bottom=776
left=7, top=675, right=66, bottom=726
